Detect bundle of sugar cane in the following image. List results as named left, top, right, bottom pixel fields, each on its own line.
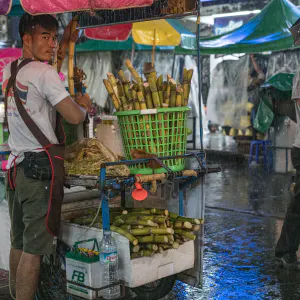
left=103, top=64, right=194, bottom=111
left=70, top=207, right=202, bottom=259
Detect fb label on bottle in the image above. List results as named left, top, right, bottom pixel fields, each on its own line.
left=100, top=252, right=117, bottom=264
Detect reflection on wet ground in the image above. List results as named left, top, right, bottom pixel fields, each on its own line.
left=164, top=158, right=300, bottom=300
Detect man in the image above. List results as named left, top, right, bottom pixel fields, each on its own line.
left=275, top=71, right=300, bottom=269
left=3, top=13, right=91, bottom=300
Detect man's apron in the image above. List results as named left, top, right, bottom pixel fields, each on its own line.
left=5, top=59, right=65, bottom=236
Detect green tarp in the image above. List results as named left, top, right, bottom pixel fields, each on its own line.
left=261, top=73, right=294, bottom=91
left=76, top=37, right=174, bottom=52
left=254, top=73, right=295, bottom=133
left=181, top=0, right=300, bottom=55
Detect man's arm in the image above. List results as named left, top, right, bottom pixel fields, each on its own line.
left=55, top=93, right=91, bottom=125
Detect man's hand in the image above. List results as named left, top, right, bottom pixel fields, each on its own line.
left=61, top=20, right=79, bottom=47
left=75, top=93, right=92, bottom=112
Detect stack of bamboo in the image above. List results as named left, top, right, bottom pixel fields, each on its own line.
left=103, top=59, right=194, bottom=112
left=67, top=207, right=202, bottom=259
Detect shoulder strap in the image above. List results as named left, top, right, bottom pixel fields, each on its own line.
left=10, top=59, right=52, bottom=148
left=4, top=60, right=18, bottom=128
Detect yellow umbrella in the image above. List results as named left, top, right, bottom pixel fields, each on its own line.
left=132, top=19, right=181, bottom=46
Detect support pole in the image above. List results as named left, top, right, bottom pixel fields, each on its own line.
left=99, top=166, right=110, bottom=231
left=196, top=5, right=204, bottom=151
left=179, top=190, right=184, bottom=216
left=197, top=0, right=205, bottom=287
left=171, top=51, right=176, bottom=78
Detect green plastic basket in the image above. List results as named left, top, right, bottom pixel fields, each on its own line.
left=114, top=107, right=190, bottom=175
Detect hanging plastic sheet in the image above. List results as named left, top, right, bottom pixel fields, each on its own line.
left=85, top=24, right=132, bottom=41
left=266, top=50, right=300, bottom=79
left=118, top=50, right=177, bottom=80
left=184, top=55, right=209, bottom=149
left=61, top=52, right=113, bottom=108
left=207, top=55, right=249, bottom=129
left=3, top=0, right=154, bottom=15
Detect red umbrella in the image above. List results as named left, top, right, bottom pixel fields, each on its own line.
left=85, top=24, right=132, bottom=41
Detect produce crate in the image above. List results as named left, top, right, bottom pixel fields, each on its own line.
left=60, top=222, right=195, bottom=288
left=114, top=107, right=190, bottom=175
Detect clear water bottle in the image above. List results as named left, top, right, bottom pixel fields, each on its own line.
left=100, top=231, right=121, bottom=299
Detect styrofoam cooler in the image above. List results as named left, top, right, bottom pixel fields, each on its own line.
left=60, top=222, right=195, bottom=289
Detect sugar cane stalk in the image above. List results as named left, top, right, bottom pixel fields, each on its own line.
left=135, top=174, right=166, bottom=183
left=103, top=79, right=121, bottom=111
left=150, top=228, right=174, bottom=235
left=183, top=68, right=189, bottom=106
left=130, top=228, right=151, bottom=236
left=107, top=73, right=119, bottom=99
left=143, top=83, right=154, bottom=109
left=164, top=84, right=171, bottom=106
left=125, top=59, right=144, bottom=92
left=157, top=75, right=164, bottom=106
left=131, top=87, right=140, bottom=110
left=187, top=69, right=194, bottom=106
left=120, top=224, right=131, bottom=231
left=144, top=244, right=159, bottom=251
left=110, top=225, right=139, bottom=245
left=174, top=229, right=196, bottom=241
left=143, top=250, right=155, bottom=257
left=193, top=225, right=201, bottom=232
left=148, top=76, right=161, bottom=108
left=169, top=79, right=177, bottom=108
left=172, top=241, right=180, bottom=249
left=130, top=245, right=140, bottom=253
left=131, top=250, right=144, bottom=259
left=176, top=216, right=202, bottom=225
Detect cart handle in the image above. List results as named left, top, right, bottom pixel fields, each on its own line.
left=73, top=238, right=99, bottom=252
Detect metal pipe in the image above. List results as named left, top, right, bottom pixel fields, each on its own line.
left=179, top=190, right=184, bottom=216
left=171, top=51, right=176, bottom=78
left=196, top=4, right=203, bottom=151
left=77, top=12, right=197, bottom=29
left=102, top=151, right=205, bottom=167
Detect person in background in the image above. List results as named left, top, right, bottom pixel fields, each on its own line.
left=275, top=71, right=300, bottom=269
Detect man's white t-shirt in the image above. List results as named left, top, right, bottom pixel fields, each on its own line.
left=2, top=60, right=69, bottom=168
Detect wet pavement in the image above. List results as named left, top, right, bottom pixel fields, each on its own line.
left=1, top=153, right=300, bottom=299
left=164, top=158, right=300, bottom=300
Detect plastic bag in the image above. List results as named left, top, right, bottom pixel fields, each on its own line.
left=253, top=95, right=274, bottom=133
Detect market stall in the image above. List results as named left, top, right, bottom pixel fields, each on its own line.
left=0, top=1, right=220, bottom=300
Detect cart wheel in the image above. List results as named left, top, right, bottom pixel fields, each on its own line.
left=132, top=275, right=176, bottom=300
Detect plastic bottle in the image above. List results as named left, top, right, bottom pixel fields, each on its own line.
left=99, top=231, right=121, bottom=299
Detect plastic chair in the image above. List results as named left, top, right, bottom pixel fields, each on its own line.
left=249, top=140, right=272, bottom=171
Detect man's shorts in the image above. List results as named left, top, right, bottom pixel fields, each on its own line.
left=5, top=162, right=55, bottom=255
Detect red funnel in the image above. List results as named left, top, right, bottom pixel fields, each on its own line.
left=132, top=182, right=148, bottom=201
